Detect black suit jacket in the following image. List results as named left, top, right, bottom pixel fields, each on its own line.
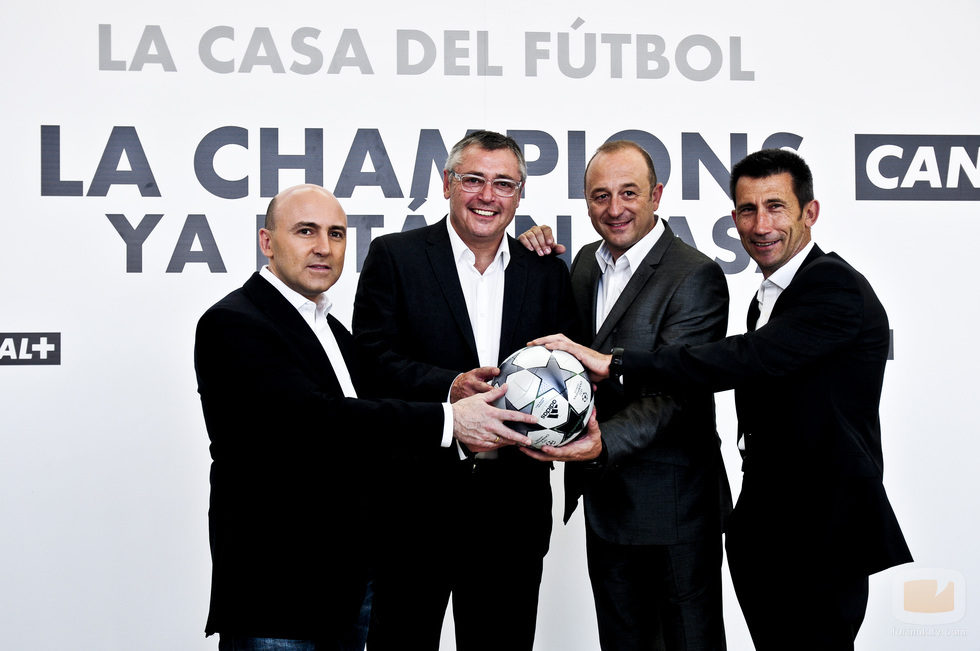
left=622, top=246, right=913, bottom=575
left=566, top=225, right=732, bottom=545
left=352, top=218, right=578, bottom=554
left=195, top=272, right=444, bottom=639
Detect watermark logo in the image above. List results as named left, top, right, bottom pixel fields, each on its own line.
left=0, top=333, right=61, bottom=365
left=855, top=135, right=980, bottom=201
left=892, top=567, right=966, bottom=626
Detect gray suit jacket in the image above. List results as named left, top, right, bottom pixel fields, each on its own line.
left=566, top=222, right=733, bottom=545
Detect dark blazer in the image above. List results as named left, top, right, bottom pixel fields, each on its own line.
left=566, top=224, right=732, bottom=545
left=352, top=217, right=578, bottom=553
left=195, top=272, right=444, bottom=639
left=622, top=245, right=912, bottom=575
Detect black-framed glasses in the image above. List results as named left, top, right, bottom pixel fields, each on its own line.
left=449, top=171, right=523, bottom=197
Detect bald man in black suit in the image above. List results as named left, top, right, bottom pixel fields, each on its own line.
left=195, top=184, right=537, bottom=651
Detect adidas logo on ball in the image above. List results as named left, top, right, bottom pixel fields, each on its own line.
left=543, top=399, right=560, bottom=420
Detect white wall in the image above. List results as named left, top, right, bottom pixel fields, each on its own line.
left=2, top=1, right=977, bottom=648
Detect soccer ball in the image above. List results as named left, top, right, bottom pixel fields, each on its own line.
left=491, top=345, right=594, bottom=449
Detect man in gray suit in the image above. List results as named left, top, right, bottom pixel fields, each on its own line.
left=521, top=140, right=731, bottom=650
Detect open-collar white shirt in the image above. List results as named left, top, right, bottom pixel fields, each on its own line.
left=260, top=265, right=358, bottom=398
left=447, top=218, right=510, bottom=459
left=446, top=218, right=510, bottom=369
left=754, top=240, right=816, bottom=329
left=594, top=216, right=666, bottom=329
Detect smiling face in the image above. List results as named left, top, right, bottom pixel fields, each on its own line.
left=443, top=145, right=522, bottom=249
left=259, top=185, right=347, bottom=300
left=732, top=172, right=819, bottom=278
left=585, top=147, right=664, bottom=260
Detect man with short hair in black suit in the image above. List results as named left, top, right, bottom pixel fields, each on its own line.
left=531, top=149, right=913, bottom=650
left=352, top=131, right=597, bottom=651
left=195, top=184, right=539, bottom=651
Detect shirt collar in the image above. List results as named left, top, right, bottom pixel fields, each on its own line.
left=595, top=215, right=666, bottom=274
left=259, top=265, right=333, bottom=317
left=446, top=217, right=511, bottom=271
left=763, top=240, right=816, bottom=292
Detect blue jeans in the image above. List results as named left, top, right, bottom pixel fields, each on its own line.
left=218, top=637, right=325, bottom=651
left=217, top=582, right=371, bottom=651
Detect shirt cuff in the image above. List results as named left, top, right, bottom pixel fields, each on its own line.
left=440, top=403, right=454, bottom=448
left=447, top=374, right=461, bottom=402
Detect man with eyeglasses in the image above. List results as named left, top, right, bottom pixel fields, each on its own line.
left=353, top=130, right=593, bottom=651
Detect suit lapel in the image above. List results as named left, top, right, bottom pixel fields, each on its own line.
left=243, top=273, right=343, bottom=393
left=573, top=245, right=602, bottom=343
left=746, top=244, right=824, bottom=330
left=767, top=244, right=825, bottom=321
left=592, top=223, right=675, bottom=348
left=499, top=238, right=528, bottom=360
left=328, top=314, right=366, bottom=395
left=746, top=297, right=760, bottom=332
left=425, top=218, right=479, bottom=360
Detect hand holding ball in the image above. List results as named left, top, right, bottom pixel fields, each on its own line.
left=491, top=345, right=594, bottom=449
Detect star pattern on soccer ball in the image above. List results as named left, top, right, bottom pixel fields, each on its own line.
left=536, top=353, right=577, bottom=397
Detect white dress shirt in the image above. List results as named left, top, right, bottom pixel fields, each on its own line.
left=260, top=266, right=358, bottom=398
left=594, top=216, right=666, bottom=328
left=447, top=219, right=510, bottom=458
left=447, top=219, right=510, bottom=368
left=754, top=240, right=816, bottom=329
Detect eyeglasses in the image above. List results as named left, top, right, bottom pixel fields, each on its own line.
left=449, top=171, right=523, bottom=198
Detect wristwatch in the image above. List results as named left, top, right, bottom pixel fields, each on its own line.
left=609, top=347, right=625, bottom=380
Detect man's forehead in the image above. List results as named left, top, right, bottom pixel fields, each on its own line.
left=279, top=189, right=346, bottom=224
left=458, top=145, right=520, bottom=175
left=735, top=172, right=794, bottom=200
left=587, top=151, right=648, bottom=189
left=279, top=213, right=347, bottom=231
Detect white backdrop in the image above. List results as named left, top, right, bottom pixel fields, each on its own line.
left=2, top=1, right=978, bottom=649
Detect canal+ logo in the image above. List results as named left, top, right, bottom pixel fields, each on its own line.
left=0, top=333, right=61, bottom=366
left=855, top=135, right=980, bottom=200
